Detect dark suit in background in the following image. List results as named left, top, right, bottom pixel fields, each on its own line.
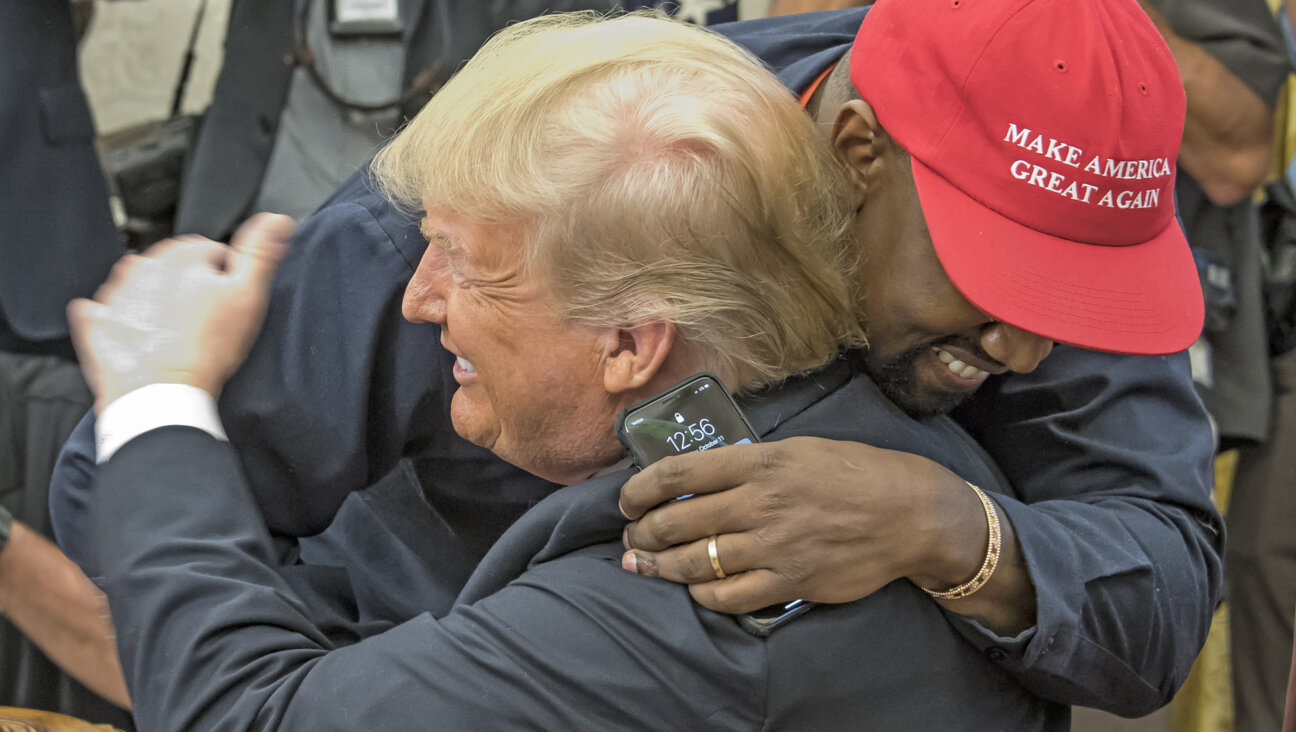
left=0, top=0, right=121, bottom=353
left=0, top=0, right=129, bottom=727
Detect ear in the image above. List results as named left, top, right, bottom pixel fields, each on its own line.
left=831, top=99, right=886, bottom=208
left=601, top=321, right=676, bottom=396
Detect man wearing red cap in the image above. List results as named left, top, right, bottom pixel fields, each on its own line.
left=620, top=0, right=1221, bottom=714
left=855, top=0, right=1200, bottom=357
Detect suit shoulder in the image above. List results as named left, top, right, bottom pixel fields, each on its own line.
left=305, top=168, right=428, bottom=271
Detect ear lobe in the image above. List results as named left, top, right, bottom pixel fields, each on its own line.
left=832, top=99, right=884, bottom=207
left=602, top=321, right=675, bottom=395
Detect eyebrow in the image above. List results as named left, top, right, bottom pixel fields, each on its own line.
left=420, top=219, right=463, bottom=258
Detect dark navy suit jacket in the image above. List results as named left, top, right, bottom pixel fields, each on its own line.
left=53, top=9, right=1222, bottom=719
left=95, top=361, right=1076, bottom=730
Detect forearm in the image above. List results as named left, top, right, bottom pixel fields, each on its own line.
left=900, top=467, right=1036, bottom=636
left=0, top=521, right=130, bottom=709
left=1141, top=0, right=1275, bottom=205
left=949, top=348, right=1222, bottom=713
left=98, top=428, right=333, bottom=729
left=98, top=429, right=750, bottom=730
left=919, top=501, right=1036, bottom=637
left=910, top=459, right=1219, bottom=714
left=982, top=493, right=1221, bottom=714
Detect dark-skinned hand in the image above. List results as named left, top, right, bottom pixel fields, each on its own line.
left=618, top=436, right=989, bottom=614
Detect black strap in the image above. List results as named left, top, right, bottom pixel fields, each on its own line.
left=292, top=0, right=443, bottom=114
left=171, top=0, right=209, bottom=116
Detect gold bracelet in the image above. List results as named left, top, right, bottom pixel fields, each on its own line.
left=919, top=482, right=1001, bottom=600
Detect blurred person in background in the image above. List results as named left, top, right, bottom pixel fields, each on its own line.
left=1138, top=1, right=1290, bottom=730
left=177, top=0, right=617, bottom=240
left=176, top=0, right=776, bottom=242
left=0, top=0, right=131, bottom=727
left=1230, top=0, right=1296, bottom=729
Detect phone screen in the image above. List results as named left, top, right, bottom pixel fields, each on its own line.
left=616, top=374, right=758, bottom=469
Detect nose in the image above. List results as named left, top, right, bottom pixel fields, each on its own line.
left=980, top=323, right=1053, bottom=374
left=402, top=246, right=450, bottom=325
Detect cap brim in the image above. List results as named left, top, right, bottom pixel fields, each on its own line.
left=910, top=157, right=1204, bottom=356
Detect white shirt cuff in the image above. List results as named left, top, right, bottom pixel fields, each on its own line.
left=95, top=384, right=228, bottom=464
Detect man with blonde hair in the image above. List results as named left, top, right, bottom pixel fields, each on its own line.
left=65, top=12, right=1061, bottom=729
left=369, top=11, right=860, bottom=402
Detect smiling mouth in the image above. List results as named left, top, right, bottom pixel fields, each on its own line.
left=455, top=356, right=476, bottom=373
left=932, top=346, right=988, bottom=380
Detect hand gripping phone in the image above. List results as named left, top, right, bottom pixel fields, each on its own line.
left=615, top=373, right=815, bottom=636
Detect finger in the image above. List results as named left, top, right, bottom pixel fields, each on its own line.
left=95, top=253, right=145, bottom=303
left=622, top=537, right=713, bottom=584
left=157, top=237, right=230, bottom=272
left=622, top=531, right=768, bottom=584
left=618, top=441, right=767, bottom=519
left=622, top=489, right=755, bottom=551
left=66, top=298, right=103, bottom=346
left=228, top=213, right=293, bottom=286
left=130, top=237, right=231, bottom=284
left=686, top=569, right=794, bottom=615
left=139, top=234, right=220, bottom=262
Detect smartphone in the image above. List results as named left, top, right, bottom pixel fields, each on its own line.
left=615, top=373, right=758, bottom=470
left=614, top=373, right=815, bottom=636
left=735, top=598, right=815, bottom=637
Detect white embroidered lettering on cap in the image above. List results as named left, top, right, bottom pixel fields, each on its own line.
left=1003, top=123, right=1170, bottom=210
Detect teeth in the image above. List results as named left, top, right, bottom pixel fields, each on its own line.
left=456, top=356, right=476, bottom=373
left=933, top=348, right=987, bottom=380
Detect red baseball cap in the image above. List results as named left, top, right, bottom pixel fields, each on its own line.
left=852, top=0, right=1203, bottom=356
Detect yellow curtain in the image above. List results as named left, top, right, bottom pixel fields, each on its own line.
left=1170, top=451, right=1237, bottom=731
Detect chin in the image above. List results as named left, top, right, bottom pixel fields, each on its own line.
left=449, top=403, right=498, bottom=451
left=452, top=425, right=496, bottom=451
left=862, top=350, right=971, bottom=419
left=883, top=384, right=971, bottom=419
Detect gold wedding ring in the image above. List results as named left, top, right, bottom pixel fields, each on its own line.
left=707, top=535, right=727, bottom=580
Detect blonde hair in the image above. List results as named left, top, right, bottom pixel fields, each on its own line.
left=373, top=10, right=864, bottom=389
